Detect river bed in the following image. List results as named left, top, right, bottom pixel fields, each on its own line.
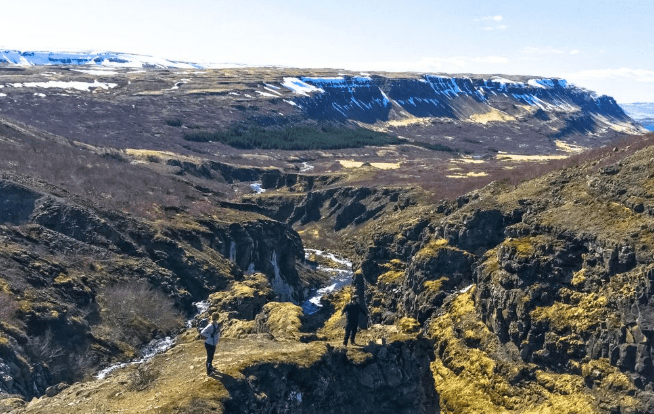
left=301, top=249, right=353, bottom=315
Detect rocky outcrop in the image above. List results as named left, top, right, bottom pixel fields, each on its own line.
left=346, top=138, right=654, bottom=411
left=435, top=206, right=524, bottom=254
left=474, top=232, right=654, bottom=389
left=277, top=186, right=414, bottom=230
left=222, top=339, right=438, bottom=414
left=401, top=240, right=476, bottom=323
left=0, top=181, right=41, bottom=225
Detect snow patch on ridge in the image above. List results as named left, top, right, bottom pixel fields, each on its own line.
left=255, top=91, right=278, bottom=98
left=7, top=80, right=117, bottom=91
left=281, top=77, right=324, bottom=96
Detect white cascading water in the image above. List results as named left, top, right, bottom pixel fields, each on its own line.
left=301, top=249, right=353, bottom=315
left=229, top=241, right=236, bottom=262
left=269, top=251, right=294, bottom=302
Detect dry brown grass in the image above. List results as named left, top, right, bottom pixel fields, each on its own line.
left=0, top=291, right=21, bottom=328
left=95, top=279, right=184, bottom=349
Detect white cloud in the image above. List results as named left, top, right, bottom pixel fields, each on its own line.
left=475, top=15, right=503, bottom=22
left=483, top=24, right=508, bottom=31
left=522, top=46, right=565, bottom=54
left=518, top=56, right=542, bottom=62
left=472, top=56, right=510, bottom=64
left=569, top=49, right=580, bottom=55
left=564, top=68, right=654, bottom=83
left=558, top=69, right=654, bottom=102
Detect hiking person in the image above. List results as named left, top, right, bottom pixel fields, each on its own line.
left=341, top=294, right=367, bottom=346
left=200, top=313, right=220, bottom=375
left=351, top=270, right=367, bottom=329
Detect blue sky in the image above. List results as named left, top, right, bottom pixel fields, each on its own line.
left=1, top=0, right=652, bottom=102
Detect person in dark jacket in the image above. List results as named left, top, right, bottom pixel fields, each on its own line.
left=341, top=294, right=367, bottom=346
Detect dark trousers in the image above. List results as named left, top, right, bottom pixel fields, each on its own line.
left=344, top=323, right=358, bottom=345
left=205, top=342, right=216, bottom=371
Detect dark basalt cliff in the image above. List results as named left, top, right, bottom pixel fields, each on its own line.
left=347, top=135, right=654, bottom=412
left=290, top=75, right=640, bottom=146
left=295, top=76, right=626, bottom=123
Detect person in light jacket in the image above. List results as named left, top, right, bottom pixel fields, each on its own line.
left=200, top=313, right=221, bottom=375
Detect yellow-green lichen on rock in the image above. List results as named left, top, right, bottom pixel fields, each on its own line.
left=530, top=290, right=620, bottom=333
left=428, top=288, right=642, bottom=414
left=257, top=301, right=304, bottom=341
left=423, top=276, right=449, bottom=293
left=377, top=270, right=405, bottom=285
left=414, top=238, right=449, bottom=260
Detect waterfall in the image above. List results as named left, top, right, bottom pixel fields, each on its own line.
left=269, top=251, right=294, bottom=302
left=229, top=241, right=236, bottom=262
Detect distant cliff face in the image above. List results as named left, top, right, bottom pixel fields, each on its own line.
left=285, top=74, right=641, bottom=138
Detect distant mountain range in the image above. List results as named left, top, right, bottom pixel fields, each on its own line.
left=0, top=50, right=242, bottom=69
left=619, top=103, right=654, bottom=131
left=0, top=49, right=647, bottom=152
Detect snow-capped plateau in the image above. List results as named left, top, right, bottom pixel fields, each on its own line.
left=0, top=50, right=243, bottom=69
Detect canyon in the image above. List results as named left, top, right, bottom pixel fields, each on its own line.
left=0, top=54, right=652, bottom=413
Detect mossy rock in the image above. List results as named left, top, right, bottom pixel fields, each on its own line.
left=428, top=289, right=643, bottom=414
left=255, top=302, right=303, bottom=341
left=208, top=273, right=274, bottom=320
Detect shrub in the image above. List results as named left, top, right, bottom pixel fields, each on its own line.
left=165, top=118, right=183, bottom=127
left=28, top=328, right=95, bottom=383
left=96, top=279, right=184, bottom=348
left=0, top=291, right=21, bottom=327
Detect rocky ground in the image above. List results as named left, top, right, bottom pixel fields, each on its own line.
left=4, top=274, right=436, bottom=414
